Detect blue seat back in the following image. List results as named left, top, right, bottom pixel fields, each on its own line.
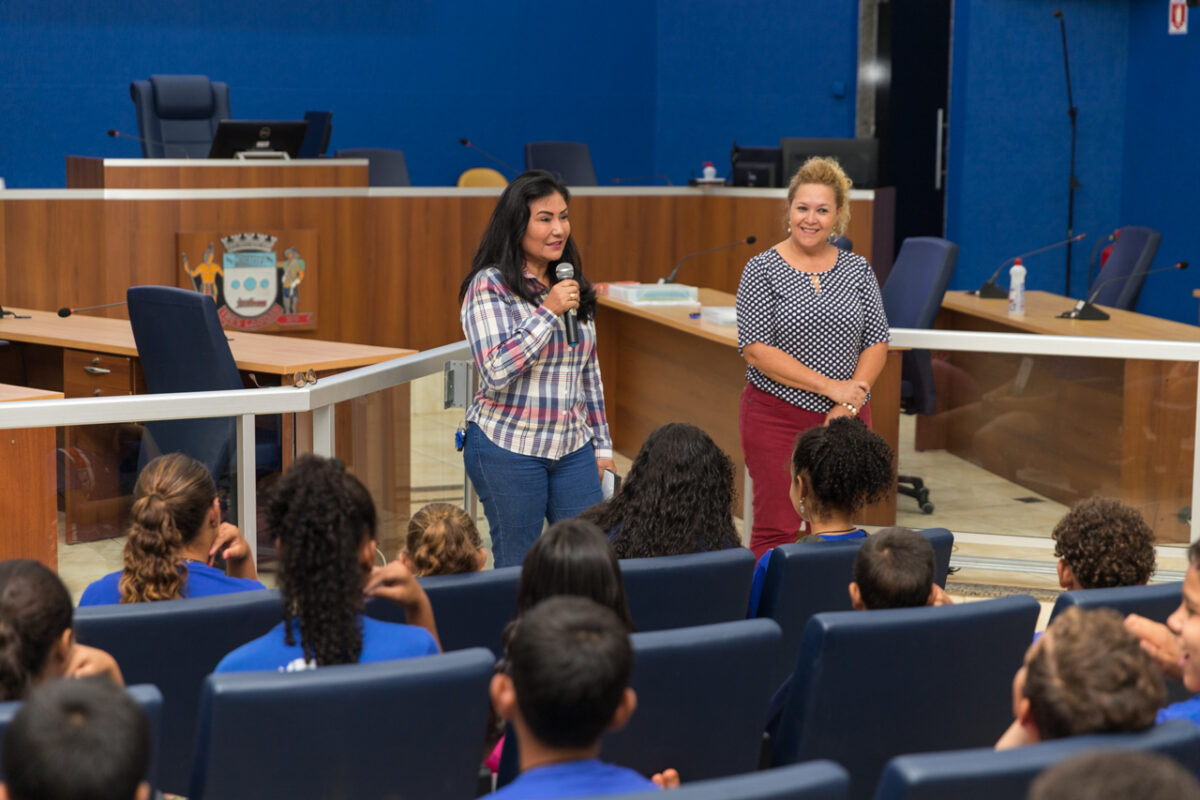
left=297, top=110, right=333, bottom=158
left=756, top=529, right=954, bottom=689
left=364, top=565, right=521, bottom=657
left=130, top=75, right=230, bottom=158
left=335, top=147, right=411, bottom=186
left=873, top=718, right=1200, bottom=800
left=524, top=141, right=599, bottom=185
left=1090, top=225, right=1161, bottom=310
left=74, top=590, right=281, bottom=795
left=0, top=684, right=162, bottom=788
left=188, top=649, right=494, bottom=800
left=772, top=594, right=1040, bottom=800
left=600, top=761, right=851, bottom=800
left=501, top=619, right=782, bottom=786
left=620, top=549, right=757, bottom=632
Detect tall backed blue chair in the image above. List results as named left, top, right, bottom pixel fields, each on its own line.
left=610, top=761, right=851, bottom=800
left=0, top=684, right=163, bottom=788
left=74, top=589, right=281, bottom=795
left=620, top=549, right=757, bottom=632
left=831, top=235, right=854, bottom=251
left=755, top=529, right=954, bottom=690
left=297, top=110, right=333, bottom=158
left=129, top=75, right=230, bottom=158
left=364, top=565, right=521, bottom=657
left=189, top=649, right=493, bottom=800
left=1089, top=226, right=1161, bottom=311
left=524, top=141, right=599, bottom=185
left=500, top=619, right=782, bottom=786
left=334, top=147, right=411, bottom=186
left=873, top=718, right=1200, bottom=800
left=881, top=237, right=959, bottom=513
left=771, top=594, right=1040, bottom=800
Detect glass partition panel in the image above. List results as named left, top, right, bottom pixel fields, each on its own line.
left=893, top=349, right=1196, bottom=546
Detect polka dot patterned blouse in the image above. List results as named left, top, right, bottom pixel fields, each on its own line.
left=735, top=246, right=890, bottom=413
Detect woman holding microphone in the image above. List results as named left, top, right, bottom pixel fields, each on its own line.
left=459, top=170, right=614, bottom=568
left=737, top=157, right=890, bottom=558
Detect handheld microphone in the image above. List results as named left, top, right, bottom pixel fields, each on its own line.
left=458, top=138, right=521, bottom=177
left=971, top=234, right=1087, bottom=298
left=58, top=301, right=127, bottom=318
left=660, top=236, right=758, bottom=284
left=554, top=262, right=579, bottom=347
left=611, top=174, right=675, bottom=186
left=1058, top=261, right=1188, bottom=321
left=107, top=129, right=191, bottom=159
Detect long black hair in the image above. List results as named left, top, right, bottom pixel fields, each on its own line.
left=268, top=455, right=377, bottom=666
left=514, top=519, right=633, bottom=630
left=458, top=170, right=597, bottom=322
left=0, top=560, right=73, bottom=702
left=582, top=423, right=741, bottom=558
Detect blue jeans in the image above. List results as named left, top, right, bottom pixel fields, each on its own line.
left=463, top=423, right=603, bottom=568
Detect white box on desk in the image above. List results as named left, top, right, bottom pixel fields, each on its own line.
left=605, top=283, right=699, bottom=305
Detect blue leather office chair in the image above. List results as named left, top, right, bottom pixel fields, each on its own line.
left=755, top=528, right=954, bottom=690
left=881, top=237, right=960, bottom=513
left=1089, top=226, right=1161, bottom=311
left=500, top=619, right=782, bottom=786
left=189, top=649, right=493, bottom=800
left=129, top=75, right=230, bottom=158
left=771, top=594, right=1040, bottom=800
left=334, top=147, right=411, bottom=186
left=873, top=718, right=1200, bottom=800
left=297, top=110, right=333, bottom=158
left=620, top=549, right=757, bottom=632
left=524, top=141, right=599, bottom=185
left=0, top=684, right=163, bottom=788
left=364, top=564, right=521, bottom=657
left=605, top=761, right=851, bottom=800
left=74, top=589, right=281, bottom=795
left=126, top=285, right=280, bottom=488
left=831, top=235, right=854, bottom=251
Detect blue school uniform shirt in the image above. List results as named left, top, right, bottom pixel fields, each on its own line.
left=78, top=562, right=265, bottom=606
left=491, top=759, right=657, bottom=799
left=214, top=615, right=439, bottom=673
left=746, top=529, right=869, bottom=617
left=1158, top=695, right=1200, bottom=726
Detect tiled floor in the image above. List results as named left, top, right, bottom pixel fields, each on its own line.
left=58, top=375, right=1189, bottom=627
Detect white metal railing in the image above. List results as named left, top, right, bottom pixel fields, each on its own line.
left=0, top=327, right=1198, bottom=562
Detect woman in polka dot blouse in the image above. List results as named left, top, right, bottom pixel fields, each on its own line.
left=736, top=157, right=891, bottom=558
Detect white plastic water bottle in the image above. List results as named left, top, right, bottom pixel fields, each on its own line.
left=1008, top=258, right=1026, bottom=316
left=702, top=162, right=717, bottom=180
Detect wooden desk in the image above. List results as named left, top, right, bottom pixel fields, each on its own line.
left=0, top=384, right=64, bottom=567
left=597, top=289, right=900, bottom=527
left=0, top=308, right=413, bottom=545
left=927, top=290, right=1198, bottom=542
left=66, top=157, right=369, bottom=190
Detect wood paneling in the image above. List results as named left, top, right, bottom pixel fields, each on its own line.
left=66, top=158, right=369, bottom=189
left=0, top=384, right=63, bottom=566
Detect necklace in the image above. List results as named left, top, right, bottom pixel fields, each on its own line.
left=812, top=527, right=856, bottom=536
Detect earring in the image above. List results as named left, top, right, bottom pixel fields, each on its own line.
left=798, top=496, right=806, bottom=518
left=787, top=225, right=792, bottom=234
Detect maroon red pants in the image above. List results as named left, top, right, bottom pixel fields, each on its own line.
left=739, top=383, right=872, bottom=559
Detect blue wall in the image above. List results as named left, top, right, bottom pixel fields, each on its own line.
left=0, top=0, right=857, bottom=190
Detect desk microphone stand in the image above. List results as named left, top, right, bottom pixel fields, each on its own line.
left=1054, top=10, right=1081, bottom=297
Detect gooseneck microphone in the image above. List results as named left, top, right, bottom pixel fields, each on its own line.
left=107, top=129, right=191, bottom=159
left=972, top=234, right=1087, bottom=298
left=1058, top=261, right=1188, bottom=321
left=58, top=301, right=127, bottom=318
left=660, top=236, right=758, bottom=284
left=555, top=263, right=579, bottom=347
left=458, top=138, right=521, bottom=177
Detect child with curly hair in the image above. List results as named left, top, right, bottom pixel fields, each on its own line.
left=400, top=503, right=487, bottom=577
left=1052, top=497, right=1156, bottom=591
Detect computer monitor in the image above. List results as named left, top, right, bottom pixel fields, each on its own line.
left=208, top=120, right=309, bottom=159
left=779, top=137, right=879, bottom=188
left=730, top=142, right=782, bottom=188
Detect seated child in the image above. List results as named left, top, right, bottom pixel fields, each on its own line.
left=1, top=676, right=150, bottom=800
left=1029, top=750, right=1200, bottom=800
left=401, top=503, right=487, bottom=577
left=490, top=595, right=677, bottom=798
left=850, top=527, right=952, bottom=610
left=996, top=606, right=1163, bottom=749
left=1052, top=497, right=1156, bottom=591
left=0, top=560, right=123, bottom=702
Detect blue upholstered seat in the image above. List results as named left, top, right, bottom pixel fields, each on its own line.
left=873, top=719, right=1200, bottom=800
left=297, top=110, right=333, bottom=158
left=129, top=75, right=230, bottom=158
left=771, top=594, right=1040, bottom=800
left=188, top=649, right=494, bottom=800
left=1089, top=225, right=1161, bottom=310
left=620, top=548, right=757, bottom=632
left=74, top=590, right=281, bottom=795
left=524, top=141, right=599, bottom=185
left=334, top=147, right=411, bottom=186
left=600, top=761, right=851, bottom=800
left=755, top=528, right=953, bottom=690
